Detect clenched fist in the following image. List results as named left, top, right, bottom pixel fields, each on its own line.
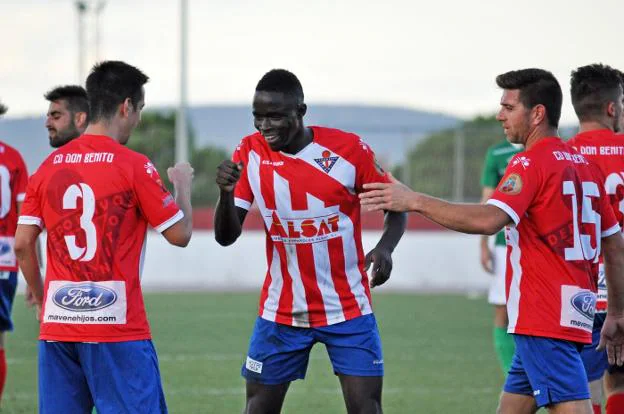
left=167, top=162, right=194, bottom=188
left=216, top=160, right=243, bottom=192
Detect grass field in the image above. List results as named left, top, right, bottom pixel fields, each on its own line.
left=1, top=292, right=506, bottom=413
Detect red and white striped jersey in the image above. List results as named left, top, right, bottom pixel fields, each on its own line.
left=233, top=126, right=390, bottom=327
left=568, top=129, right=624, bottom=312
left=19, top=134, right=182, bottom=342
left=0, top=141, right=28, bottom=271
left=488, top=137, right=619, bottom=344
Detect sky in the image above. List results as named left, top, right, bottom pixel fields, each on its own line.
left=1, top=0, right=623, bottom=124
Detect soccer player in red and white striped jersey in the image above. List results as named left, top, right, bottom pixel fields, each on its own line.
left=215, top=69, right=406, bottom=413
left=360, top=68, right=624, bottom=413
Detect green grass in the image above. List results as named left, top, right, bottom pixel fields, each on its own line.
left=1, top=293, right=504, bottom=413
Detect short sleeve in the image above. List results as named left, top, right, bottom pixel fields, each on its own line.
left=480, top=148, right=498, bottom=188
left=18, top=171, right=43, bottom=228
left=13, top=150, right=28, bottom=202
left=487, top=154, right=539, bottom=225
left=133, top=158, right=183, bottom=233
left=354, top=140, right=391, bottom=192
left=232, top=140, right=254, bottom=210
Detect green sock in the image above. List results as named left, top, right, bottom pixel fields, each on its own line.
left=493, top=326, right=515, bottom=375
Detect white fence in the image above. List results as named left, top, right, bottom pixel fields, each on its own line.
left=24, top=231, right=492, bottom=294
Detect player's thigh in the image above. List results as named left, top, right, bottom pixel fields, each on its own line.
left=504, top=335, right=589, bottom=409
left=242, top=317, right=315, bottom=385
left=497, top=391, right=538, bottom=414
left=317, top=314, right=384, bottom=378
left=38, top=340, right=93, bottom=414
left=0, top=271, right=18, bottom=333
left=546, top=399, right=592, bottom=414
left=338, top=374, right=382, bottom=414
left=77, top=340, right=167, bottom=414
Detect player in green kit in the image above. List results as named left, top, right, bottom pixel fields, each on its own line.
left=479, top=139, right=522, bottom=375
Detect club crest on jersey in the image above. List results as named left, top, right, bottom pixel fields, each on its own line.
left=314, top=150, right=339, bottom=173
left=499, top=174, right=522, bottom=195
left=570, top=291, right=596, bottom=321
left=52, top=283, right=117, bottom=312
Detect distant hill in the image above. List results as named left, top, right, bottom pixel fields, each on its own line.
left=0, top=104, right=460, bottom=172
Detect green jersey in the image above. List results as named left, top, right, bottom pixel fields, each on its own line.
left=480, top=140, right=522, bottom=246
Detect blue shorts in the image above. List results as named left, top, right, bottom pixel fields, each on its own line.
left=581, top=313, right=609, bottom=382
left=242, top=314, right=384, bottom=385
left=38, top=340, right=167, bottom=414
left=0, top=271, right=17, bottom=331
left=504, top=335, right=589, bottom=408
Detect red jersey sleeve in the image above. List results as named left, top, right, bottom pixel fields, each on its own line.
left=487, top=154, right=539, bottom=225
left=232, top=139, right=254, bottom=210
left=12, top=149, right=28, bottom=203
left=354, top=140, right=390, bottom=192
left=133, top=157, right=182, bottom=233
left=18, top=169, right=43, bottom=228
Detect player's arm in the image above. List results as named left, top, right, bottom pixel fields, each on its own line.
left=214, top=160, right=248, bottom=246
left=160, top=162, right=194, bottom=247
left=14, top=224, right=44, bottom=305
left=480, top=187, right=495, bottom=273
left=360, top=175, right=512, bottom=235
left=366, top=210, right=407, bottom=288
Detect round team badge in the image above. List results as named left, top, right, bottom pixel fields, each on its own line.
left=499, top=173, right=523, bottom=195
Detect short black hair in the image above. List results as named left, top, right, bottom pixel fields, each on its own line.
left=570, top=64, right=622, bottom=122
left=256, top=69, right=304, bottom=103
left=0, top=102, right=6, bottom=116
left=86, top=60, right=149, bottom=122
left=496, top=68, right=563, bottom=128
left=44, top=85, right=90, bottom=121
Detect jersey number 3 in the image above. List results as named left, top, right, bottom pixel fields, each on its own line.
left=63, top=183, right=97, bottom=261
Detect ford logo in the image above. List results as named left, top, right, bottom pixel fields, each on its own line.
left=571, top=291, right=595, bottom=320
left=0, top=242, right=10, bottom=256
left=52, top=284, right=117, bottom=312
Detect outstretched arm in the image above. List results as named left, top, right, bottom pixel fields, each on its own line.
left=359, top=176, right=512, bottom=235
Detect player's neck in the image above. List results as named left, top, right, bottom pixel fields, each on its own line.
left=84, top=122, right=123, bottom=143
left=282, top=127, right=313, bottom=155
left=578, top=120, right=614, bottom=134
left=524, top=126, right=558, bottom=150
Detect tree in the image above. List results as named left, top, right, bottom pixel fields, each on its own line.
left=128, top=111, right=228, bottom=206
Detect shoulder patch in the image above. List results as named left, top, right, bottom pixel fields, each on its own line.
left=499, top=173, right=523, bottom=195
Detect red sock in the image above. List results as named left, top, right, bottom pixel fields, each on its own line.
left=606, top=393, right=624, bottom=414
left=0, top=349, right=6, bottom=402
left=593, top=403, right=602, bottom=414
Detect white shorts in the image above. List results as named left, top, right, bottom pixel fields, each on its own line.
left=487, top=246, right=507, bottom=306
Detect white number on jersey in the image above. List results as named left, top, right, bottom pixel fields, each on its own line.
left=563, top=180, right=600, bottom=262
left=605, top=172, right=624, bottom=220
left=63, top=183, right=97, bottom=261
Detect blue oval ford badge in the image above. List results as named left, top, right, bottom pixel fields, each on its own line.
left=571, top=291, right=595, bottom=320
left=0, top=242, right=10, bottom=256
left=52, top=284, right=117, bottom=312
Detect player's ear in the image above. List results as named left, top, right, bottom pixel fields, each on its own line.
left=298, top=103, right=307, bottom=117
left=607, top=101, right=616, bottom=118
left=532, top=104, right=546, bottom=126
left=120, top=98, right=132, bottom=117
left=74, top=112, right=88, bottom=130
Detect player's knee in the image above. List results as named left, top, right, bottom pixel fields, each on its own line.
left=345, top=397, right=382, bottom=414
